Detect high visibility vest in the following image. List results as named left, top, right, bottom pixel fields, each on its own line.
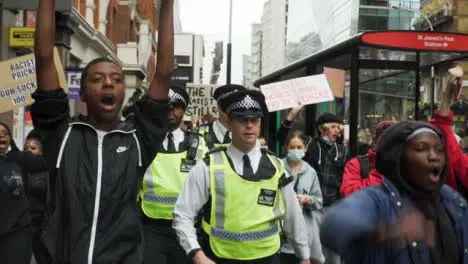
left=140, top=134, right=205, bottom=220
left=202, top=149, right=285, bottom=260
left=199, top=123, right=231, bottom=150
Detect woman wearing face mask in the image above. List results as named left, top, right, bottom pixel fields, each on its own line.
left=280, top=130, right=325, bottom=264
left=320, top=121, right=468, bottom=264
left=0, top=122, right=46, bottom=264
left=24, top=130, right=52, bottom=264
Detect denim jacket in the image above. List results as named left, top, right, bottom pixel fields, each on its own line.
left=320, top=179, right=468, bottom=264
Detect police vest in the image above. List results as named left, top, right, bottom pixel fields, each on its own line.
left=140, top=132, right=205, bottom=220
left=201, top=149, right=286, bottom=260
left=199, top=124, right=231, bottom=150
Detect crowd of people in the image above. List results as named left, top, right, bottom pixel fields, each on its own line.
left=2, top=1, right=468, bottom=264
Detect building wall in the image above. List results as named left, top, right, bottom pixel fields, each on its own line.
left=244, top=23, right=262, bottom=88
left=0, top=9, right=20, bottom=138
left=174, top=0, right=183, bottom=33
left=173, top=33, right=205, bottom=87
left=261, top=0, right=287, bottom=76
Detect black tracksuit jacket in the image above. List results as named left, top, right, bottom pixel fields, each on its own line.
left=30, top=89, right=169, bottom=264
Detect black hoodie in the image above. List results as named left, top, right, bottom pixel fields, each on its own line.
left=0, top=121, right=46, bottom=236
left=376, top=121, right=458, bottom=264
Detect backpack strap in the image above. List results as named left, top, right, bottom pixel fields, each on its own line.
left=357, top=155, right=370, bottom=179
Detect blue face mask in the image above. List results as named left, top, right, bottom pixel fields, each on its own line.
left=287, top=149, right=305, bottom=161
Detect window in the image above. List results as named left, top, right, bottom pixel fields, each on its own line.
left=175, top=55, right=191, bottom=65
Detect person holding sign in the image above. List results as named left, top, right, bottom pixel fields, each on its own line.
left=31, top=0, right=173, bottom=263
left=140, top=85, right=206, bottom=264
left=197, top=84, right=246, bottom=149
left=173, top=90, right=310, bottom=264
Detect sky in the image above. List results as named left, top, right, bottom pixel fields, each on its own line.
left=178, top=0, right=265, bottom=85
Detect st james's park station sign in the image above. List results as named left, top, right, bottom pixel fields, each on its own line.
left=361, top=31, right=468, bottom=52
left=2, top=0, right=72, bottom=12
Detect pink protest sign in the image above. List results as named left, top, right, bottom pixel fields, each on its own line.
left=260, top=74, right=334, bottom=112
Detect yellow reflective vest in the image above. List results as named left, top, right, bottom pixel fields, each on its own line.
left=199, top=123, right=231, bottom=150
left=140, top=132, right=205, bottom=220
left=202, top=148, right=286, bottom=260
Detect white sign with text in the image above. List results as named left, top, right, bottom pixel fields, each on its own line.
left=260, top=74, right=334, bottom=112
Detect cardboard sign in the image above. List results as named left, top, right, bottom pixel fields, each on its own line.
left=184, top=83, right=219, bottom=118
left=0, top=48, right=67, bottom=113
left=260, top=74, right=334, bottom=112
left=323, top=67, right=346, bottom=98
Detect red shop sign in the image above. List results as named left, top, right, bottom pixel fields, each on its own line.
left=361, top=31, right=468, bottom=52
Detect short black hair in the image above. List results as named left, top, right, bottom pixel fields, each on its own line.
left=80, top=57, right=122, bottom=95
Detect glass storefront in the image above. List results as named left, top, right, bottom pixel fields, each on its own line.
left=359, top=69, right=416, bottom=128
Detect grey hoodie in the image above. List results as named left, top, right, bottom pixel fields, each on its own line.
left=281, top=158, right=324, bottom=263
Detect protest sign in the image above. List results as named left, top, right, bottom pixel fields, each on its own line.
left=260, top=74, right=334, bottom=112
left=184, top=83, right=219, bottom=118
left=323, top=67, right=346, bottom=98
left=0, top=47, right=67, bottom=113
left=67, top=70, right=82, bottom=100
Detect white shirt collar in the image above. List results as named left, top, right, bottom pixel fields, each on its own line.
left=213, top=119, right=230, bottom=142
left=226, top=144, right=262, bottom=175
left=163, top=127, right=185, bottom=151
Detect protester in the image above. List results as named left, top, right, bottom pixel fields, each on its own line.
left=278, top=110, right=348, bottom=264
left=340, top=121, right=394, bottom=197
left=0, top=122, right=45, bottom=264
left=173, top=89, right=310, bottom=264
left=280, top=130, right=324, bottom=264
left=31, top=0, right=173, bottom=263
left=429, top=68, right=468, bottom=197
left=24, top=130, right=52, bottom=264
left=321, top=121, right=466, bottom=263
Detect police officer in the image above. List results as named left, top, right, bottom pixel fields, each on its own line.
left=197, top=84, right=246, bottom=149
left=173, top=89, right=310, bottom=264
left=141, top=85, right=206, bottom=264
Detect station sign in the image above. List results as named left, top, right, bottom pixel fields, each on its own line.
left=362, top=31, right=468, bottom=52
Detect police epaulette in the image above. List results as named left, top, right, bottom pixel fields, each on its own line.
left=185, top=130, right=203, bottom=138
left=261, top=147, right=278, bottom=157
left=203, top=146, right=227, bottom=166
left=278, top=173, right=294, bottom=188
left=205, top=146, right=227, bottom=156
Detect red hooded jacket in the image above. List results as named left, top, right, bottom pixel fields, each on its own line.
left=429, top=109, right=468, bottom=192
left=341, top=111, right=468, bottom=197
left=340, top=149, right=384, bottom=197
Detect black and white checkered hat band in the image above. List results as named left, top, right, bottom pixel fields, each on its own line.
left=169, top=89, right=187, bottom=105
left=228, top=95, right=261, bottom=112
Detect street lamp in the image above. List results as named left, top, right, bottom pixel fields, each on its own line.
left=227, top=0, right=233, bottom=84
left=391, top=6, right=435, bottom=117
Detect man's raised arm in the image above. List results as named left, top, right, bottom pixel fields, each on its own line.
left=148, top=0, right=174, bottom=100
left=35, top=0, right=60, bottom=91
